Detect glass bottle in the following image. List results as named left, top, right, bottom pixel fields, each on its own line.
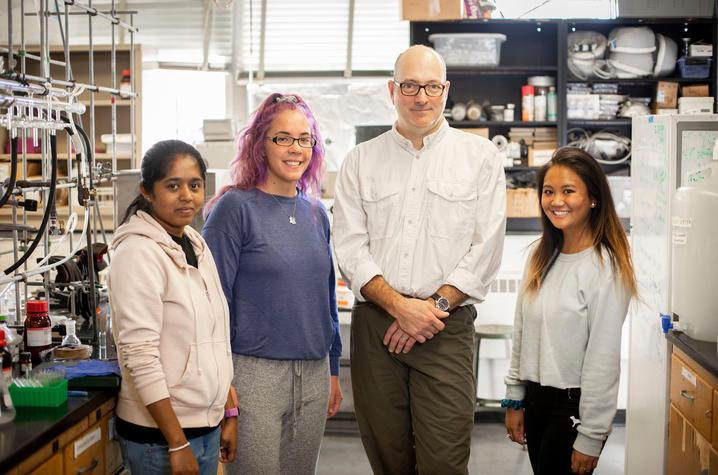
left=0, top=330, right=11, bottom=386
left=61, top=319, right=81, bottom=347
left=19, top=352, right=32, bottom=377
left=0, top=328, right=14, bottom=425
left=0, top=314, right=19, bottom=371
left=24, top=300, right=52, bottom=366
left=120, top=69, right=132, bottom=94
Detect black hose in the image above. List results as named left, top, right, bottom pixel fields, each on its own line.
left=4, top=133, right=58, bottom=275
left=0, top=136, right=19, bottom=208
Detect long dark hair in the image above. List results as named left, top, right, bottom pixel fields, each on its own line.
left=121, top=140, right=207, bottom=225
left=524, top=147, right=637, bottom=298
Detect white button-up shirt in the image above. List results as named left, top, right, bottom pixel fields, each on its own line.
left=333, top=120, right=507, bottom=304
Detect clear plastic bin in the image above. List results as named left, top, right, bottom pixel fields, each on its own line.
left=429, top=33, right=507, bottom=67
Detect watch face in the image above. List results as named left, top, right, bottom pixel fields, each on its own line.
left=436, top=297, right=450, bottom=311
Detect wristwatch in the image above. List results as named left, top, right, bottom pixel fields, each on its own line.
left=431, top=293, right=450, bottom=312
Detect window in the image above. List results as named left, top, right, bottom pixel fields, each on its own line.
left=142, top=69, right=229, bottom=151
left=238, top=0, right=409, bottom=75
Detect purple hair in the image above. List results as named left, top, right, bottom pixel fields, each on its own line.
left=204, top=92, right=325, bottom=217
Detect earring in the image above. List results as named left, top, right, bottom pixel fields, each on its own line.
left=591, top=202, right=596, bottom=208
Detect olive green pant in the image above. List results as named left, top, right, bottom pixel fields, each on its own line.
left=350, top=302, right=477, bottom=475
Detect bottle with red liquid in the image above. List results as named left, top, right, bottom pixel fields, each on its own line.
left=0, top=330, right=11, bottom=386
left=24, top=300, right=52, bottom=366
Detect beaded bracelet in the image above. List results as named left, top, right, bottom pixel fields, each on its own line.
left=500, top=399, right=524, bottom=410
left=168, top=441, right=191, bottom=453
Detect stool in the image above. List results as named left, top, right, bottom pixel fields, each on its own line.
left=474, top=323, right=513, bottom=408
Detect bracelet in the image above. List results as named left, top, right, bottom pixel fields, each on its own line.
left=224, top=407, right=239, bottom=418
left=167, top=441, right=191, bottom=453
left=500, top=399, right=524, bottom=410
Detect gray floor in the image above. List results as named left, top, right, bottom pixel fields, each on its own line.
left=318, top=422, right=625, bottom=475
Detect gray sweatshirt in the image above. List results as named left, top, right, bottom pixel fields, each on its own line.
left=504, top=245, right=631, bottom=457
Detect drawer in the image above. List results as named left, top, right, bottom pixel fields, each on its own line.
left=63, top=424, right=105, bottom=475
left=671, top=353, right=714, bottom=441
left=101, top=413, right=123, bottom=475
left=29, top=452, right=63, bottom=475
left=89, top=398, right=116, bottom=427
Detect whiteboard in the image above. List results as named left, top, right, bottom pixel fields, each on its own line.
left=680, top=129, right=718, bottom=185
left=626, top=115, right=718, bottom=475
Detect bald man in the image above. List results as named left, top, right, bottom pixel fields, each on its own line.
left=333, top=45, right=507, bottom=474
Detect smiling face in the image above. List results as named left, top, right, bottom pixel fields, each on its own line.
left=389, top=46, right=449, bottom=142
left=262, top=108, right=313, bottom=196
left=142, top=154, right=205, bottom=237
left=541, top=165, right=594, bottom=240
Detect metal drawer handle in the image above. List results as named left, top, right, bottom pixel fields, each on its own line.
left=76, top=457, right=99, bottom=474
left=680, top=390, right=696, bottom=401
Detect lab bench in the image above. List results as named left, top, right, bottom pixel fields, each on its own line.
left=666, top=331, right=718, bottom=475
left=0, top=389, right=121, bottom=475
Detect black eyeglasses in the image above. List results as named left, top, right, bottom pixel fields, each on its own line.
left=393, top=81, right=446, bottom=97
left=266, top=135, right=317, bottom=148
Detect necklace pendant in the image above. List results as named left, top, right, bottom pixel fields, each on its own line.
left=289, top=216, right=297, bottom=225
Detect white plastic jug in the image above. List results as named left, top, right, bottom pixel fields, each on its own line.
left=671, top=142, right=718, bottom=342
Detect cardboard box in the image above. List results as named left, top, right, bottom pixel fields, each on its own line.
left=402, top=0, right=464, bottom=21
left=507, top=188, right=540, bottom=218
left=656, top=81, right=678, bottom=109
left=678, top=96, right=714, bottom=115
left=681, top=84, right=710, bottom=97
left=460, top=127, right=489, bottom=138
left=528, top=141, right=556, bottom=167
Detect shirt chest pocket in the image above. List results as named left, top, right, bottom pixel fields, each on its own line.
left=426, top=180, right=477, bottom=239
left=360, top=181, right=402, bottom=239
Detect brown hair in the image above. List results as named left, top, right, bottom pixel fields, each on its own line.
left=524, top=147, right=637, bottom=298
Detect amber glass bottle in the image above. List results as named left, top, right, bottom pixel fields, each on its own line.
left=24, top=300, right=52, bottom=366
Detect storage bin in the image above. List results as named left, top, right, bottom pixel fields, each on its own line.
left=677, top=57, right=711, bottom=79
left=678, top=96, right=714, bottom=115
left=429, top=33, right=506, bottom=67
left=9, top=378, right=68, bottom=407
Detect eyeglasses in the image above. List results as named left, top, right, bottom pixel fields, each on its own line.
left=266, top=135, right=317, bottom=148
left=393, top=81, right=446, bottom=97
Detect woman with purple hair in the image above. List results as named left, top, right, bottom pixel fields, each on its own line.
left=202, top=93, right=342, bottom=474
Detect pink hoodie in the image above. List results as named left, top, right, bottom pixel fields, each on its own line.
left=109, top=211, right=233, bottom=428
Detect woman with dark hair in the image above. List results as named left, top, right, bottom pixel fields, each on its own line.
left=203, top=93, right=342, bottom=474
left=109, top=140, right=237, bottom=475
left=503, top=147, right=637, bottom=475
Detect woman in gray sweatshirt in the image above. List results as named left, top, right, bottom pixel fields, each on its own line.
left=503, top=147, right=637, bottom=475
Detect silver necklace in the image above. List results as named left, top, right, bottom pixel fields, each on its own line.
left=268, top=192, right=298, bottom=225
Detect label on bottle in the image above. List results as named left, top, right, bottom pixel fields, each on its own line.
left=26, top=327, right=51, bottom=346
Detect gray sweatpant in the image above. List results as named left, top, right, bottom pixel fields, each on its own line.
left=226, top=354, right=330, bottom=475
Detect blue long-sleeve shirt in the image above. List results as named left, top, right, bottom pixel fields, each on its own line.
left=202, top=188, right=341, bottom=375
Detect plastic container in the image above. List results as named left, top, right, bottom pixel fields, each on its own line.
left=547, top=87, right=557, bottom=121
left=521, top=85, right=535, bottom=121
left=451, top=103, right=467, bottom=121
left=429, top=33, right=506, bottom=67
left=9, top=378, right=68, bottom=407
left=466, top=101, right=482, bottom=121
left=503, top=104, right=515, bottom=121
left=677, top=57, right=711, bottom=79
left=120, top=69, right=132, bottom=93
left=534, top=87, right=548, bottom=121
left=671, top=152, right=718, bottom=342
